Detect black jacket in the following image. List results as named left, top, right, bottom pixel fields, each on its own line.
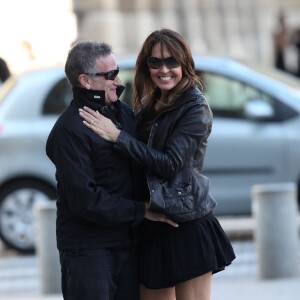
left=114, top=87, right=216, bottom=222
left=46, top=87, right=145, bottom=250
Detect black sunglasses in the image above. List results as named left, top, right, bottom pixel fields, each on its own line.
left=147, top=57, right=180, bottom=69
left=84, top=66, right=119, bottom=80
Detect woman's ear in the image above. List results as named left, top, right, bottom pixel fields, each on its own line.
left=78, top=74, right=92, bottom=89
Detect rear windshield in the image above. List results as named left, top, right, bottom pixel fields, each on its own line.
left=242, top=61, right=300, bottom=91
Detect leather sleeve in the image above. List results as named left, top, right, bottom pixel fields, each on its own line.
left=114, top=98, right=212, bottom=179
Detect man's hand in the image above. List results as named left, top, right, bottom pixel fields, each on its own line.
left=144, top=203, right=178, bottom=228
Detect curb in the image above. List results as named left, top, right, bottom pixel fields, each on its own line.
left=218, top=214, right=300, bottom=240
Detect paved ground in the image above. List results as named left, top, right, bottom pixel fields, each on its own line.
left=0, top=215, right=299, bottom=300
left=0, top=240, right=258, bottom=300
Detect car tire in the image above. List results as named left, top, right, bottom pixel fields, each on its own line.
left=0, top=180, right=56, bottom=253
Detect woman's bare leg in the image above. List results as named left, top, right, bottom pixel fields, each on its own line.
left=140, top=284, right=176, bottom=300
left=175, top=272, right=212, bottom=300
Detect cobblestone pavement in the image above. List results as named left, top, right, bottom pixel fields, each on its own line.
left=0, top=240, right=257, bottom=297
left=1, top=214, right=300, bottom=300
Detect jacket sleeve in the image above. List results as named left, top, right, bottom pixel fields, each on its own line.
left=46, top=128, right=145, bottom=228
left=114, top=98, right=212, bottom=179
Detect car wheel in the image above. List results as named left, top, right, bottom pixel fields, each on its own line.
left=0, top=180, right=56, bottom=253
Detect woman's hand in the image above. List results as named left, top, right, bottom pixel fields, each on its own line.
left=79, top=106, right=120, bottom=142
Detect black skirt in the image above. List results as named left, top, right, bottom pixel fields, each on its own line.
left=138, top=211, right=236, bottom=289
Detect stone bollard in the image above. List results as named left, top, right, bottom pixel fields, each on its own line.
left=251, top=182, right=299, bottom=279
left=34, top=200, right=61, bottom=294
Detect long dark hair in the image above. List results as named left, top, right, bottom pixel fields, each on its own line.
left=134, top=28, right=202, bottom=114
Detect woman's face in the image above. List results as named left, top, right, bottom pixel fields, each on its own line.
left=149, top=43, right=182, bottom=95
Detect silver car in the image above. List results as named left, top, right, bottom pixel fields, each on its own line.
left=0, top=57, right=300, bottom=252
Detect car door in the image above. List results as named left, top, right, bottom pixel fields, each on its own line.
left=200, top=72, right=285, bottom=215
left=36, top=76, right=73, bottom=184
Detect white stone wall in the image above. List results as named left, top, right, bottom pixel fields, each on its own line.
left=73, top=0, right=300, bottom=68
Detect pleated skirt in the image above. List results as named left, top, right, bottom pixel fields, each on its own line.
left=138, top=211, right=236, bottom=289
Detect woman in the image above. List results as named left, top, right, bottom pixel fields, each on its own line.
left=79, top=29, right=235, bottom=300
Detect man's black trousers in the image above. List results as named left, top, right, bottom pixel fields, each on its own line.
left=59, top=246, right=140, bottom=300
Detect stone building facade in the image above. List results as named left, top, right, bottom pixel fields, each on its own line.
left=72, top=0, right=300, bottom=68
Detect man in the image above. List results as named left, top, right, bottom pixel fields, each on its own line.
left=46, top=41, right=175, bottom=300
left=0, top=57, right=10, bottom=83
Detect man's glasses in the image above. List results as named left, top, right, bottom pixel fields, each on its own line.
left=84, top=67, right=119, bottom=80
left=147, top=57, right=180, bottom=69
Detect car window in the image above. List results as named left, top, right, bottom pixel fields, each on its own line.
left=118, top=68, right=134, bottom=108
left=43, top=78, right=72, bottom=115
left=200, top=72, right=274, bottom=119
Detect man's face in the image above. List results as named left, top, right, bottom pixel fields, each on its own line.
left=87, top=54, right=121, bottom=104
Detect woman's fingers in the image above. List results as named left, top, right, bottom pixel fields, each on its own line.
left=79, top=109, right=92, bottom=122
left=79, top=107, right=111, bottom=126
left=79, top=107, right=120, bottom=142
left=83, top=106, right=99, bottom=117
left=79, top=108, right=101, bottom=121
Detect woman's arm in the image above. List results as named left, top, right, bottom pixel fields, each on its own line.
left=79, top=100, right=212, bottom=179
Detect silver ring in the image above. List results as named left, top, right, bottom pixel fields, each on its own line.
left=90, top=120, right=94, bottom=126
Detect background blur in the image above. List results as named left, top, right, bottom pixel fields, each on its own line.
left=1, top=0, right=300, bottom=75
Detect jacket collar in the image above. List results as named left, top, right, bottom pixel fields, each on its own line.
left=72, top=86, right=125, bottom=129
left=72, top=85, right=125, bottom=110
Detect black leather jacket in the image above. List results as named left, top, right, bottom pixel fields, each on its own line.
left=114, top=87, right=216, bottom=222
